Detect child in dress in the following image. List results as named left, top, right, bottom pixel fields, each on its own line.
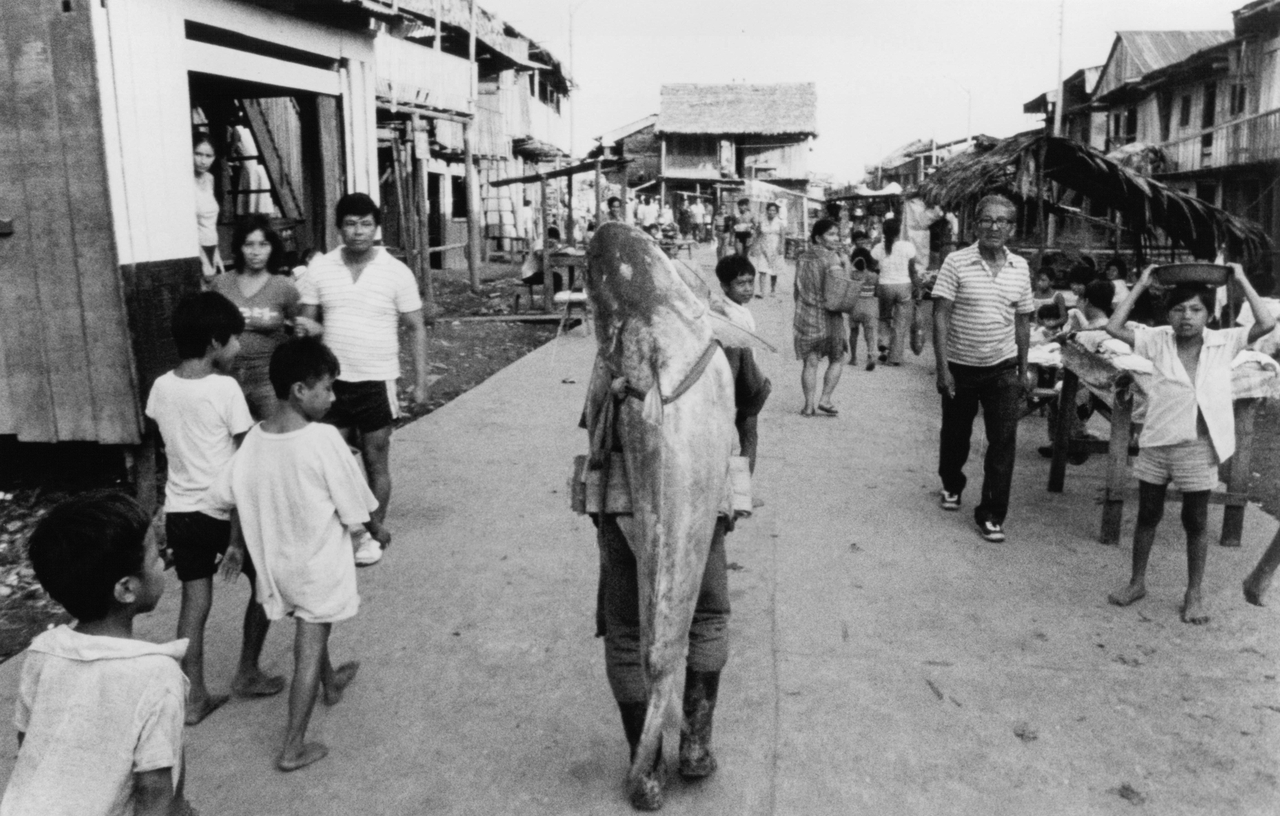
left=204, top=337, right=389, bottom=770
left=146, top=292, right=282, bottom=725
left=2, top=492, right=195, bottom=816
left=848, top=230, right=881, bottom=370
left=1105, top=264, right=1275, bottom=623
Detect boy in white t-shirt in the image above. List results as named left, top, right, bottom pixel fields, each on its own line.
left=205, top=337, right=387, bottom=771
left=1105, top=265, right=1276, bottom=624
left=145, top=293, right=283, bottom=726
left=2, top=492, right=195, bottom=816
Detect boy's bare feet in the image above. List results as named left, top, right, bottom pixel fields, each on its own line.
left=1181, top=589, right=1209, bottom=624
left=1107, top=582, right=1146, bottom=607
left=323, top=661, right=360, bottom=706
left=231, top=671, right=287, bottom=698
left=276, top=741, right=328, bottom=772
left=185, top=693, right=230, bottom=726
left=1243, top=570, right=1272, bottom=607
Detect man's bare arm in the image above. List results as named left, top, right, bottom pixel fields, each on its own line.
left=400, top=309, right=430, bottom=405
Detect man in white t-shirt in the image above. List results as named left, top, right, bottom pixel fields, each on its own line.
left=297, top=193, right=429, bottom=566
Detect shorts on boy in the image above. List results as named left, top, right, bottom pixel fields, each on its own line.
left=165, top=511, right=255, bottom=582
left=323, top=380, right=397, bottom=434
left=1132, top=437, right=1219, bottom=493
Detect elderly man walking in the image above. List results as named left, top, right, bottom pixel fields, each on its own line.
left=931, top=195, right=1033, bottom=543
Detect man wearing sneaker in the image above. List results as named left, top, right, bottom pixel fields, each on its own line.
left=931, top=195, right=1033, bottom=542
left=297, top=193, right=429, bottom=566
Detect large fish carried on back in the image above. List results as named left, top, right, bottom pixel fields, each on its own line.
left=574, top=223, right=769, bottom=809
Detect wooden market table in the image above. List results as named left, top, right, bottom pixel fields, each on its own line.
left=1047, top=342, right=1263, bottom=548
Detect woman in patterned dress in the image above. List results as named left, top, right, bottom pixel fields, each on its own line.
left=793, top=218, right=850, bottom=416
left=749, top=201, right=787, bottom=298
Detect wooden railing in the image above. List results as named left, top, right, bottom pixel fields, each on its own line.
left=1159, top=107, right=1280, bottom=172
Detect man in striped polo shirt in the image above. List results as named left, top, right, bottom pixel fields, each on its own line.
left=931, top=194, right=1033, bottom=543
left=297, top=193, right=429, bottom=566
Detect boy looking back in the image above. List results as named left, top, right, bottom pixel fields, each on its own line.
left=2, top=492, right=194, bottom=816
left=1105, top=265, right=1276, bottom=623
left=714, top=255, right=771, bottom=472
left=146, top=293, right=282, bottom=725
left=204, top=337, right=387, bottom=771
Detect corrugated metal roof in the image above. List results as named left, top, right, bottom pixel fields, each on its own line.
left=1116, top=30, right=1232, bottom=76
left=655, top=84, right=817, bottom=136
left=596, top=114, right=658, bottom=145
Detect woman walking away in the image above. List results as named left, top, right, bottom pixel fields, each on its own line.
left=194, top=134, right=225, bottom=283
left=213, top=215, right=301, bottom=420
left=872, top=218, right=918, bottom=366
left=793, top=219, right=850, bottom=416
left=750, top=202, right=787, bottom=297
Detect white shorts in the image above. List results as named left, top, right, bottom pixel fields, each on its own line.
left=1133, top=437, right=1219, bottom=493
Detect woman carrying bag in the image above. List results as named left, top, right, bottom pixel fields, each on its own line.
left=793, top=218, right=854, bottom=416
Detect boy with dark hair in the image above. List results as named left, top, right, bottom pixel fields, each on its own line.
left=1106, top=265, right=1276, bottom=623
left=1063, top=279, right=1115, bottom=333
left=732, top=198, right=755, bottom=256
left=713, top=255, right=771, bottom=472
left=204, top=337, right=387, bottom=771
left=333, top=192, right=381, bottom=227
left=147, top=292, right=282, bottom=727
left=2, top=492, right=195, bottom=816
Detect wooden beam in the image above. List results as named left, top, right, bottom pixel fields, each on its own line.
left=489, top=157, right=629, bottom=187
left=185, top=40, right=341, bottom=95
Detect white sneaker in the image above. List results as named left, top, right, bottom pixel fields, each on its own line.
left=353, top=530, right=383, bottom=567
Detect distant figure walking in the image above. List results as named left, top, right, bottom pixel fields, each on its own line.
left=793, top=219, right=850, bottom=417
left=872, top=219, right=919, bottom=366
left=194, top=134, right=224, bottom=282
left=749, top=202, right=786, bottom=297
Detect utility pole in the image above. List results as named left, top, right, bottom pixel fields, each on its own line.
left=1053, top=0, right=1065, bottom=137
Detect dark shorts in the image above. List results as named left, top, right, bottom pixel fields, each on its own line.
left=324, top=379, right=395, bottom=435
left=165, top=512, right=255, bottom=583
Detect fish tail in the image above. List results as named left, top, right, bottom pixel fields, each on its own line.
left=642, top=384, right=664, bottom=425
left=629, top=671, right=679, bottom=784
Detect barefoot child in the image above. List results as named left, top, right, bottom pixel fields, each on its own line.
left=146, top=292, right=282, bottom=725
left=1105, top=264, right=1275, bottom=623
left=2, top=492, right=196, bottom=816
left=714, top=255, right=772, bottom=472
left=203, top=337, right=389, bottom=771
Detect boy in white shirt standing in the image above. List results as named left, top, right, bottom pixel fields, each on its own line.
left=146, top=293, right=283, bottom=725
left=1105, top=264, right=1275, bottom=623
left=2, top=492, right=194, bottom=816
left=205, top=337, right=387, bottom=771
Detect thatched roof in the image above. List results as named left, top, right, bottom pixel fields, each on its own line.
left=917, top=132, right=1271, bottom=259
left=655, top=84, right=817, bottom=137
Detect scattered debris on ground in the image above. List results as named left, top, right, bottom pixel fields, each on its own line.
left=1111, top=782, right=1147, bottom=805
left=1013, top=722, right=1038, bottom=743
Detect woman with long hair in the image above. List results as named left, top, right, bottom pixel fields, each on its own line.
left=792, top=218, right=850, bottom=416
left=194, top=134, right=225, bottom=281
left=211, top=214, right=300, bottom=419
left=749, top=201, right=786, bottom=297
left=871, top=217, right=919, bottom=366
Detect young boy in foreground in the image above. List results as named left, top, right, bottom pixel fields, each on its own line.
left=1, top=492, right=195, bottom=816
left=204, top=337, right=388, bottom=771
left=714, top=255, right=771, bottom=472
left=1105, top=264, right=1275, bottom=623
left=147, top=293, right=282, bottom=725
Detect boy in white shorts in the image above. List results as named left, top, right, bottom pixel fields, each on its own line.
left=204, top=337, right=389, bottom=771
left=1104, top=264, right=1275, bottom=624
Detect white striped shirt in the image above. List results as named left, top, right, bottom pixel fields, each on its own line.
left=931, top=244, right=1034, bottom=367
left=297, top=247, right=423, bottom=382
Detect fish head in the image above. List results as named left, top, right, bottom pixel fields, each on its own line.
left=587, top=223, right=706, bottom=336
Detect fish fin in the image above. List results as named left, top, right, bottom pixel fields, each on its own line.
left=642, top=383, right=664, bottom=425
left=707, top=310, right=778, bottom=353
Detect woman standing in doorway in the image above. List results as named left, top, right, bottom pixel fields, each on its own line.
left=212, top=215, right=300, bottom=420
left=793, top=219, right=850, bottom=416
left=194, top=134, right=225, bottom=283
left=750, top=201, right=787, bottom=297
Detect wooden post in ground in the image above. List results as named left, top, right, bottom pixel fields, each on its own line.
left=413, top=114, right=435, bottom=313
left=1048, top=368, right=1079, bottom=492
left=464, top=121, right=482, bottom=293
left=1099, top=377, right=1133, bottom=545
left=1220, top=399, right=1260, bottom=547
left=541, top=173, right=553, bottom=312
left=566, top=169, right=575, bottom=247
left=594, top=157, right=603, bottom=227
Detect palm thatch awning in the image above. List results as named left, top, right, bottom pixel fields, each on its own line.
left=916, top=132, right=1271, bottom=259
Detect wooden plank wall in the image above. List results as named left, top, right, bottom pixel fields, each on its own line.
left=0, top=0, right=141, bottom=444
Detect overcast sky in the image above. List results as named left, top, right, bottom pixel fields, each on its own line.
left=480, top=0, right=1246, bottom=183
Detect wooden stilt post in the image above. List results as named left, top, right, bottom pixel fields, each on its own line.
left=566, top=169, right=575, bottom=247
left=594, top=157, right=603, bottom=226
left=541, top=173, right=553, bottom=312
left=414, top=114, right=436, bottom=314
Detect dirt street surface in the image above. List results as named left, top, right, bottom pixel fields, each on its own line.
left=1, top=247, right=1278, bottom=814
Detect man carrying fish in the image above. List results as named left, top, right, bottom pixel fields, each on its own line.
left=576, top=223, right=770, bottom=810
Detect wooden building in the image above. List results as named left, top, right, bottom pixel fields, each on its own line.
left=1, top=0, right=384, bottom=452
left=1023, top=66, right=1106, bottom=149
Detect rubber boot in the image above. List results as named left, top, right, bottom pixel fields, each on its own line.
left=678, top=669, right=721, bottom=780
left=618, top=701, right=665, bottom=811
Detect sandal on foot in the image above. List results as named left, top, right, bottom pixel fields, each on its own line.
left=816, top=404, right=839, bottom=416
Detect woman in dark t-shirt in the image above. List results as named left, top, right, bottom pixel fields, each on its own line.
left=212, top=215, right=300, bottom=419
